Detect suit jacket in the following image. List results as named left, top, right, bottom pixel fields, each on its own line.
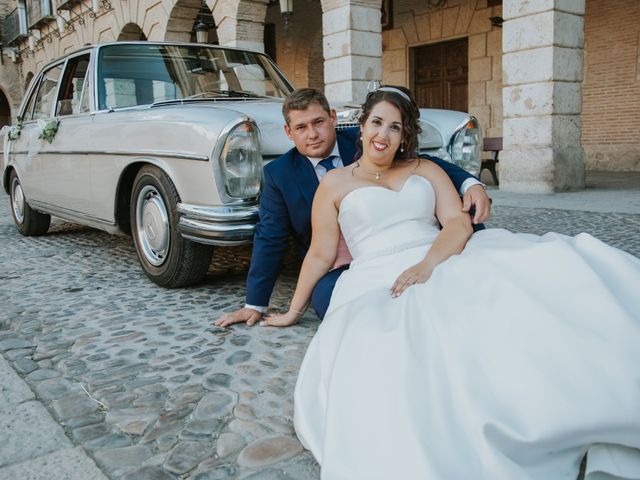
left=245, top=127, right=478, bottom=307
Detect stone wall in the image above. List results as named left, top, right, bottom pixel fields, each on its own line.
left=0, top=0, right=12, bottom=17
left=382, top=0, right=503, bottom=137
left=582, top=0, right=640, bottom=171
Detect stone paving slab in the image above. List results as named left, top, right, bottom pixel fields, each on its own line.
left=0, top=400, right=73, bottom=467
left=0, top=192, right=639, bottom=479
left=0, top=353, right=35, bottom=405
left=0, top=447, right=108, bottom=480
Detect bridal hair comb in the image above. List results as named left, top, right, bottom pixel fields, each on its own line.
left=377, top=86, right=412, bottom=103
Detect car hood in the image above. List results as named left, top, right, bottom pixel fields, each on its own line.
left=216, top=99, right=294, bottom=157
left=152, top=98, right=293, bottom=158
left=148, top=99, right=466, bottom=157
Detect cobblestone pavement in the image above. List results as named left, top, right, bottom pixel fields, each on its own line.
left=1, top=193, right=639, bottom=480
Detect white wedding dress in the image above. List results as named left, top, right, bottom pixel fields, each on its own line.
left=294, top=175, right=640, bottom=480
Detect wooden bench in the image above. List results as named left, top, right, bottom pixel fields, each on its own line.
left=482, top=136, right=502, bottom=186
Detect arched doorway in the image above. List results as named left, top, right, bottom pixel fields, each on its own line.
left=118, top=23, right=147, bottom=41
left=0, top=89, right=11, bottom=128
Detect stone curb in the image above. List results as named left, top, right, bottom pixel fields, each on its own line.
left=0, top=354, right=108, bottom=479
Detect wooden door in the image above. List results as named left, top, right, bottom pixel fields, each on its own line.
left=413, top=38, right=468, bottom=112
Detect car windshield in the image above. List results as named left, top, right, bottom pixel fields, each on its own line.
left=96, top=43, right=293, bottom=110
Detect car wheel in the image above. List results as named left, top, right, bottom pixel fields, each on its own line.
left=131, top=165, right=213, bottom=288
left=9, top=170, right=51, bottom=236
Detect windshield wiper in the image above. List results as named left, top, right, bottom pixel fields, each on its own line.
left=185, top=90, right=263, bottom=99
left=150, top=90, right=269, bottom=108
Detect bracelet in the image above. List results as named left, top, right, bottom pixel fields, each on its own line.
left=290, top=307, right=306, bottom=317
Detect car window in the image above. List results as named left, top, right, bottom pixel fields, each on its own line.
left=32, top=65, right=63, bottom=121
left=97, top=44, right=293, bottom=110
left=56, top=54, right=91, bottom=116
left=21, top=81, right=39, bottom=122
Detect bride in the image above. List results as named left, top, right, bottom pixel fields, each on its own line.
left=263, top=86, right=640, bottom=479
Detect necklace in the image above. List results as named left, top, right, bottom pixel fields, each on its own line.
left=355, top=161, right=391, bottom=182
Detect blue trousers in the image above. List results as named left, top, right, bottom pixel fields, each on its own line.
left=310, top=265, right=350, bottom=319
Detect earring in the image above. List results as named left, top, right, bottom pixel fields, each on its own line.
left=400, top=142, right=404, bottom=152
left=360, top=136, right=363, bottom=141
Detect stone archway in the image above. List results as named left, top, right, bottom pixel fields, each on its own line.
left=0, top=89, right=11, bottom=128
left=166, top=0, right=217, bottom=44
left=189, top=3, right=218, bottom=44
left=118, top=23, right=147, bottom=41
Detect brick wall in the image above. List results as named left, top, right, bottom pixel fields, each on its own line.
left=582, top=0, right=640, bottom=170
left=267, top=0, right=324, bottom=90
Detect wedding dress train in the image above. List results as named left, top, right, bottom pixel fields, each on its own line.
left=294, top=175, right=640, bottom=480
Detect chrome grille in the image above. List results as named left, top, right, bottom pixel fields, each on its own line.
left=336, top=122, right=358, bottom=131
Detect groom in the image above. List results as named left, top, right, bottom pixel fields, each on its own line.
left=215, top=88, right=491, bottom=327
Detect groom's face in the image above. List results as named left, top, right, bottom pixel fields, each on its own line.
left=284, top=103, right=337, bottom=159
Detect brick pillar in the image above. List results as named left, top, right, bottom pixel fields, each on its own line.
left=214, top=0, right=267, bottom=53
left=501, top=0, right=585, bottom=192
left=321, top=0, right=382, bottom=103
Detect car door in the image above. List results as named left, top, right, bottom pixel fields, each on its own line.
left=14, top=62, right=65, bottom=208
left=47, top=52, right=96, bottom=217
left=18, top=54, right=95, bottom=217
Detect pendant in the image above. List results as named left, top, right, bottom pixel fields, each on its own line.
left=375, top=172, right=381, bottom=181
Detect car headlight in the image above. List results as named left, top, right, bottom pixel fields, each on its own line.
left=448, top=117, right=481, bottom=177
left=220, top=121, right=262, bottom=198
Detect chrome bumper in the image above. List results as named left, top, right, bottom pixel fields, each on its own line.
left=177, top=203, right=259, bottom=246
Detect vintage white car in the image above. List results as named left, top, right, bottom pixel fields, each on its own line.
left=1, top=41, right=481, bottom=287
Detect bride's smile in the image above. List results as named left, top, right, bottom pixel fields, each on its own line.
left=361, top=100, right=403, bottom=167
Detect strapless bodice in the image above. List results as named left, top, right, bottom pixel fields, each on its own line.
left=338, top=175, right=440, bottom=261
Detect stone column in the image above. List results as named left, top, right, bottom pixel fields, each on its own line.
left=321, top=0, right=382, bottom=104
left=214, top=0, right=267, bottom=53
left=501, top=0, right=585, bottom=192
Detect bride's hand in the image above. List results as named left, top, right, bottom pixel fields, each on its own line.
left=261, top=310, right=301, bottom=327
left=391, top=262, right=432, bottom=298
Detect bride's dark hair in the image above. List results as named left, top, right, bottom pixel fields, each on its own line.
left=356, top=85, right=422, bottom=163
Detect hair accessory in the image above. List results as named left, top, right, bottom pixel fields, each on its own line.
left=377, top=87, right=412, bottom=103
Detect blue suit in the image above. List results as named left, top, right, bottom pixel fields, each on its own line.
left=246, top=127, right=480, bottom=318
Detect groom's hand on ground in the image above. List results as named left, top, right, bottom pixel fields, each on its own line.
left=214, top=307, right=263, bottom=328
left=462, top=184, right=491, bottom=224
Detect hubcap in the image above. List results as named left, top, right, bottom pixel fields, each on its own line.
left=11, top=177, right=25, bottom=224
left=136, top=185, right=170, bottom=267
